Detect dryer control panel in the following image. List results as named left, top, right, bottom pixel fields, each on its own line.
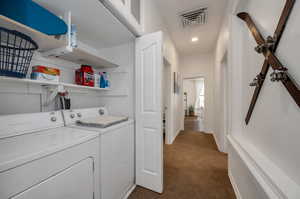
left=62, top=107, right=108, bottom=125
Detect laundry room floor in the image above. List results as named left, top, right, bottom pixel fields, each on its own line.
left=129, top=128, right=236, bottom=199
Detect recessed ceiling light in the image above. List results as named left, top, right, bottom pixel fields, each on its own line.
left=191, top=37, right=199, bottom=42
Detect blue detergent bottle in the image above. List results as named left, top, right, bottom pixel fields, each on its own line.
left=100, top=72, right=106, bottom=88
left=103, top=72, right=110, bottom=88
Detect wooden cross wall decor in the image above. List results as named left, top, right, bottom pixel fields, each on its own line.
left=237, top=0, right=300, bottom=125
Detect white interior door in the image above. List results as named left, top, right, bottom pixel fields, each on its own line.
left=135, top=31, right=163, bottom=193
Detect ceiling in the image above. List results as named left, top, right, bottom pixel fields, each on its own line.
left=154, top=0, right=228, bottom=55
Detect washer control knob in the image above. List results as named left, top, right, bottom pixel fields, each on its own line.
left=51, top=117, right=57, bottom=122
left=99, top=109, right=105, bottom=115
left=70, top=113, right=75, bottom=119
left=77, top=113, right=82, bottom=118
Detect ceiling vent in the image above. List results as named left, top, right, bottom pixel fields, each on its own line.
left=180, top=7, right=208, bottom=28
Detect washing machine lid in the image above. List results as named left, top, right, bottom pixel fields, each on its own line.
left=0, top=127, right=99, bottom=172
left=67, top=119, right=134, bottom=135
left=77, top=116, right=129, bottom=128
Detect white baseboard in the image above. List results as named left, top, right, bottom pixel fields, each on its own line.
left=228, top=135, right=300, bottom=199
left=172, top=128, right=181, bottom=144
left=170, top=128, right=181, bottom=144
left=123, top=184, right=136, bottom=199
left=228, top=169, right=242, bottom=199
left=212, top=132, right=226, bottom=153
left=203, top=126, right=213, bottom=134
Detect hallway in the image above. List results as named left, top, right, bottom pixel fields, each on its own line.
left=184, top=116, right=203, bottom=132
left=129, top=121, right=236, bottom=199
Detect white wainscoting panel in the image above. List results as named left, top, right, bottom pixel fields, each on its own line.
left=228, top=135, right=300, bottom=199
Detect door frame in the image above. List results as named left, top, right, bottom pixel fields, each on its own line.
left=163, top=57, right=172, bottom=145
left=182, top=75, right=206, bottom=132
left=220, top=51, right=229, bottom=152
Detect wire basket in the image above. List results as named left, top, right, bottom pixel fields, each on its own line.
left=0, top=27, right=38, bottom=78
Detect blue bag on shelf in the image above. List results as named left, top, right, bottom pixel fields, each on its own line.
left=0, top=0, right=68, bottom=35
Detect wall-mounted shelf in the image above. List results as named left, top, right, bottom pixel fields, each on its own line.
left=0, top=76, right=59, bottom=86
left=0, top=15, right=66, bottom=52
left=34, top=0, right=134, bottom=50
left=96, top=94, right=129, bottom=97
left=61, top=83, right=110, bottom=91
left=53, top=46, right=119, bottom=68
left=0, top=14, right=118, bottom=68
left=0, top=77, right=110, bottom=91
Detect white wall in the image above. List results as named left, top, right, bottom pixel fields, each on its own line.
left=213, top=9, right=230, bottom=153
left=162, top=64, right=169, bottom=110
left=215, top=0, right=300, bottom=198
left=143, top=1, right=183, bottom=143
left=180, top=53, right=215, bottom=133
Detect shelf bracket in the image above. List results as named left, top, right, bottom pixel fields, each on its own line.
left=41, top=11, right=75, bottom=57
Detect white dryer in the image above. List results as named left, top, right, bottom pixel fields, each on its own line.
left=62, top=107, right=135, bottom=199
left=0, top=111, right=100, bottom=199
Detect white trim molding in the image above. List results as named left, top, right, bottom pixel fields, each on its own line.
left=169, top=128, right=182, bottom=144
left=213, top=132, right=226, bottom=153
left=123, top=184, right=136, bottom=199
left=204, top=130, right=213, bottom=134
left=228, top=135, right=300, bottom=199
left=228, top=169, right=242, bottom=199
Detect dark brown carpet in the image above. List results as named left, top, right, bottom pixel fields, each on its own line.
left=184, top=116, right=202, bottom=132
left=128, top=119, right=236, bottom=199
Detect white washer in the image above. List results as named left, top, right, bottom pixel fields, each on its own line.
left=0, top=111, right=100, bottom=199
left=62, top=107, right=135, bottom=199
